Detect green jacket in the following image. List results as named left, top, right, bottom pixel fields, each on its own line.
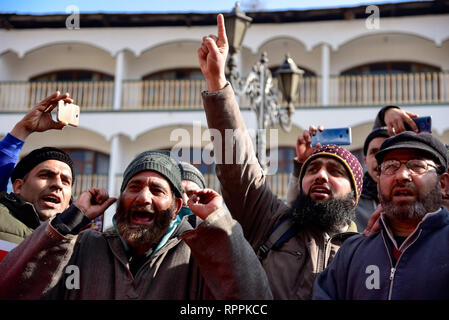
left=0, top=192, right=40, bottom=244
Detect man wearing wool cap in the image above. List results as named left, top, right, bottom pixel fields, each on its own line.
left=0, top=150, right=272, bottom=300
left=314, top=131, right=449, bottom=299
left=198, top=14, right=362, bottom=299
left=180, top=161, right=207, bottom=206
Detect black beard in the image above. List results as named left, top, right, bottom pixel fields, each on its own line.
left=379, top=180, right=442, bottom=221
left=289, top=191, right=356, bottom=234
left=115, top=196, right=176, bottom=254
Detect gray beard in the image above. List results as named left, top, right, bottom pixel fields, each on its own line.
left=379, top=180, right=442, bottom=221
left=290, top=191, right=356, bottom=234
left=115, top=196, right=176, bottom=253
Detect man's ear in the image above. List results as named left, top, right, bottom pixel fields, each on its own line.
left=12, top=179, right=24, bottom=195
left=439, top=172, right=449, bottom=196
left=172, top=197, right=183, bottom=220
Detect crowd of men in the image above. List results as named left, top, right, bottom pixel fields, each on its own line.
left=0, top=14, right=448, bottom=301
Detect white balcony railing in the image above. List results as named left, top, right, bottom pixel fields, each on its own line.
left=0, top=80, right=114, bottom=112
left=329, top=72, right=449, bottom=106
left=0, top=72, right=447, bottom=112
left=122, top=79, right=207, bottom=110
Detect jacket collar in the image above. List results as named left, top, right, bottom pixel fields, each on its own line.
left=380, top=207, right=449, bottom=250
left=0, top=191, right=41, bottom=229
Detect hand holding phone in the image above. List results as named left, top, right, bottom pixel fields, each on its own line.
left=57, top=100, right=80, bottom=127
left=311, top=127, right=352, bottom=147
left=404, top=116, right=432, bottom=133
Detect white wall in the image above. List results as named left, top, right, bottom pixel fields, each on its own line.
left=332, top=33, right=449, bottom=75
left=1, top=43, right=115, bottom=81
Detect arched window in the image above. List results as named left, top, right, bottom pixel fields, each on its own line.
left=267, top=146, right=296, bottom=174
left=62, top=149, right=109, bottom=175
left=341, top=61, right=440, bottom=75
left=30, top=70, right=113, bottom=81
left=340, top=61, right=442, bottom=103
left=143, top=68, right=204, bottom=81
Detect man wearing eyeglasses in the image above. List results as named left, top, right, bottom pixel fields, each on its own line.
left=313, top=131, right=449, bottom=299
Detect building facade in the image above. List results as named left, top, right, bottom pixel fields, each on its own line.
left=1, top=1, right=449, bottom=229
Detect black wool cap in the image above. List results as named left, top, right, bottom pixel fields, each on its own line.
left=375, top=131, right=448, bottom=174
left=11, top=147, right=75, bottom=183
left=363, top=127, right=390, bottom=156
left=121, top=150, right=183, bottom=198
left=180, top=161, right=206, bottom=189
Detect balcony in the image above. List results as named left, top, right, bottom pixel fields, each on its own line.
left=0, top=72, right=448, bottom=112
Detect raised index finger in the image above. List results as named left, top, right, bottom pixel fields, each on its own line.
left=217, top=14, right=227, bottom=44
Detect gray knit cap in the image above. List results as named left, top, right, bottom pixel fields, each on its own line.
left=180, top=162, right=206, bottom=189
left=120, top=150, right=183, bottom=198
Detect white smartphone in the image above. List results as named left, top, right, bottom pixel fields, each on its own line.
left=57, top=100, right=80, bottom=127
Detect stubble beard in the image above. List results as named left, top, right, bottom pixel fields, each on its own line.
left=379, top=181, right=442, bottom=221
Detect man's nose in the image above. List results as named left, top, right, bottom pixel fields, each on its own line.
left=314, top=168, right=329, bottom=183
left=49, top=175, right=64, bottom=190
left=135, top=187, right=153, bottom=205
left=394, top=163, right=413, bottom=181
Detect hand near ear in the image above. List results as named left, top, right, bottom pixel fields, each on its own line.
left=187, top=188, right=223, bottom=220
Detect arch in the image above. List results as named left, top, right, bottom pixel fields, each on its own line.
left=331, top=32, right=446, bottom=75
left=134, top=123, right=212, bottom=152
left=15, top=40, right=115, bottom=59
left=137, top=39, right=202, bottom=58
left=0, top=49, right=20, bottom=58
left=21, top=126, right=111, bottom=156
left=256, top=36, right=309, bottom=54
left=337, top=31, right=437, bottom=51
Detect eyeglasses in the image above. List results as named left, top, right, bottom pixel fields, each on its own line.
left=379, top=159, right=438, bottom=176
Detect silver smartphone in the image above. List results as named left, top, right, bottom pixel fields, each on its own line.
left=57, top=100, right=80, bottom=127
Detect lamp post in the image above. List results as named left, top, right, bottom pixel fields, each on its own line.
left=225, top=2, right=304, bottom=171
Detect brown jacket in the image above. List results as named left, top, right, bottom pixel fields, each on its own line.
left=0, top=206, right=272, bottom=300
left=202, top=83, right=356, bottom=300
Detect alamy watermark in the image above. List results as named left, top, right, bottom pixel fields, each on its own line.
left=365, top=5, right=380, bottom=30
left=65, top=265, right=80, bottom=290
left=66, top=5, right=80, bottom=30
left=169, top=122, right=280, bottom=175
left=365, top=265, right=380, bottom=290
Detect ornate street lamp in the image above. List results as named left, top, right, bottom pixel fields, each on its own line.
left=225, top=2, right=304, bottom=171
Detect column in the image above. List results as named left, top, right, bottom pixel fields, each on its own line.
left=104, top=134, right=122, bottom=230
left=321, top=43, right=330, bottom=106
left=113, top=50, right=125, bottom=110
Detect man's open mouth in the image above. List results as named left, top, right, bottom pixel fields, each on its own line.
left=41, top=194, right=61, bottom=206
left=130, top=210, right=155, bottom=225
left=392, top=188, right=415, bottom=199
left=310, top=185, right=331, bottom=198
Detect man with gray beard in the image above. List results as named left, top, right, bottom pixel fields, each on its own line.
left=0, top=151, right=272, bottom=300
left=313, top=131, right=449, bottom=299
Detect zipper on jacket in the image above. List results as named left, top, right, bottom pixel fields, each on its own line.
left=389, top=267, right=396, bottom=281
left=381, top=229, right=422, bottom=299
left=318, top=233, right=331, bottom=273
